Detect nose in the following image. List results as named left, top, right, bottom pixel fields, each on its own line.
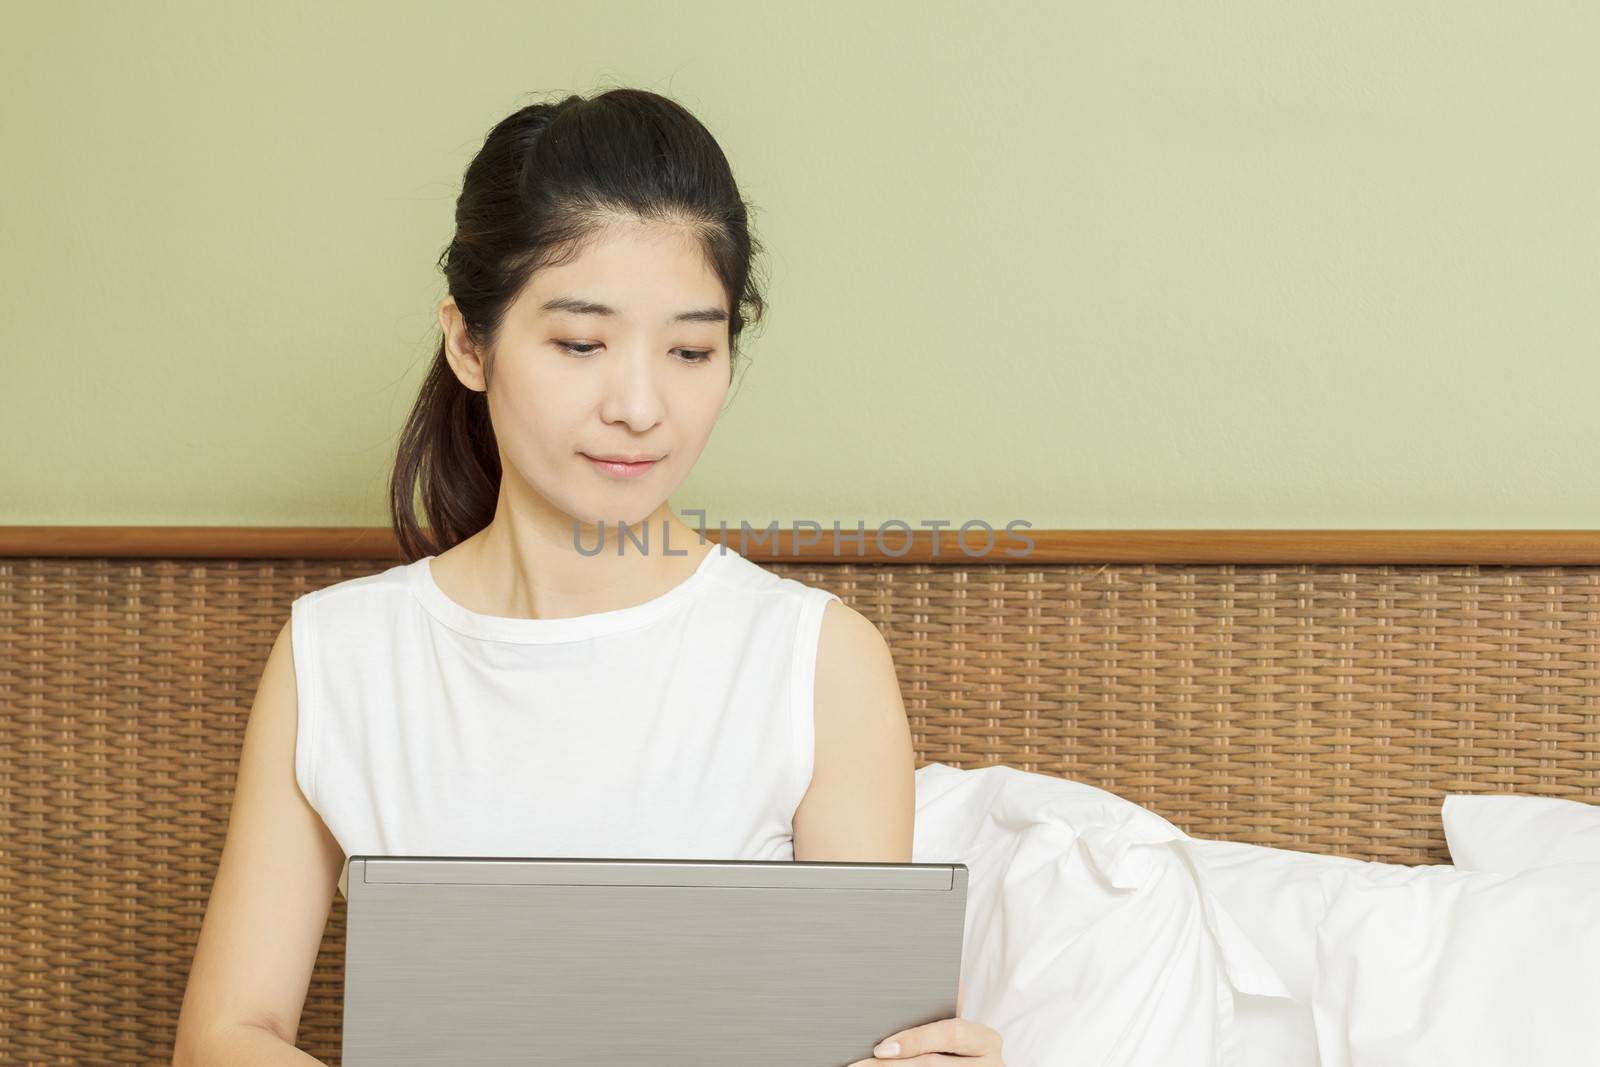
left=597, top=344, right=665, bottom=432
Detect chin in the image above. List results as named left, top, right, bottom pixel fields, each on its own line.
left=569, top=500, right=668, bottom=535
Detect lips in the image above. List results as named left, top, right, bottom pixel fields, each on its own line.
left=583, top=453, right=660, bottom=479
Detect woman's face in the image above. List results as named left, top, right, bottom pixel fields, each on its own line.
left=441, top=217, right=733, bottom=534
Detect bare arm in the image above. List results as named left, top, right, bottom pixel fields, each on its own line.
left=176, top=1022, right=326, bottom=1066
left=171, top=619, right=346, bottom=1065
left=792, top=599, right=916, bottom=862
left=802, top=603, right=990, bottom=1061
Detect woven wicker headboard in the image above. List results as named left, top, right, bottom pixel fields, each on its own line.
left=3, top=550, right=1599, bottom=1065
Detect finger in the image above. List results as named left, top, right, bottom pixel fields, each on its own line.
left=874, top=1016, right=997, bottom=1059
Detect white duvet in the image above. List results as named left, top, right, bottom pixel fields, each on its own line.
left=910, top=763, right=1600, bottom=1067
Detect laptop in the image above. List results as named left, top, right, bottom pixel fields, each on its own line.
left=340, top=854, right=968, bottom=1066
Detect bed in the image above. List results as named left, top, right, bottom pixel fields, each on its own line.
left=2, top=527, right=1597, bottom=1064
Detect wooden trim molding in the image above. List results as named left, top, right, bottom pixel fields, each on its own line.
left=2, top=526, right=1599, bottom=564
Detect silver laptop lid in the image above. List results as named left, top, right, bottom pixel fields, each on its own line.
left=341, top=855, right=968, bottom=1067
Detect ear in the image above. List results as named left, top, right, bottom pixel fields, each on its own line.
left=438, top=296, right=489, bottom=393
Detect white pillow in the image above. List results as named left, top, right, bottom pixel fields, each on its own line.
left=1177, top=839, right=1420, bottom=1067
left=1312, top=861, right=1600, bottom=1067
left=1442, top=793, right=1600, bottom=872
left=912, top=763, right=1286, bottom=1067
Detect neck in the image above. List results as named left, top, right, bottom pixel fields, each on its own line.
left=445, top=501, right=711, bottom=621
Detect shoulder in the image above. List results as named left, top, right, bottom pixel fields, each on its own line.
left=701, top=548, right=844, bottom=623
left=290, top=560, right=415, bottom=636
left=698, top=544, right=797, bottom=597
left=294, top=560, right=413, bottom=606
left=816, top=598, right=892, bottom=673
left=701, top=549, right=893, bottom=684
left=814, top=597, right=906, bottom=732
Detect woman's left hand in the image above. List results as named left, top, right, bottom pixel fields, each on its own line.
left=845, top=981, right=1005, bottom=1066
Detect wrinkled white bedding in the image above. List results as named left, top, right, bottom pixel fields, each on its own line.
left=910, top=763, right=1600, bottom=1067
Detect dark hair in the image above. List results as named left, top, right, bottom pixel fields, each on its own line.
left=388, top=88, right=768, bottom=562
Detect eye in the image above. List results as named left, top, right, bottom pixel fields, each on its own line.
left=555, top=341, right=713, bottom=363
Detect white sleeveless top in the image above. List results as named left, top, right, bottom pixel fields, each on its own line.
left=287, top=544, right=841, bottom=899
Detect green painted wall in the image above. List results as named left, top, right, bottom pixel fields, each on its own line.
left=4, top=1, right=1596, bottom=530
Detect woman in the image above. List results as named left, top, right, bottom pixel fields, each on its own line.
left=173, top=87, right=1004, bottom=1066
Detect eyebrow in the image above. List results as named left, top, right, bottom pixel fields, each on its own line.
left=540, top=296, right=729, bottom=325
